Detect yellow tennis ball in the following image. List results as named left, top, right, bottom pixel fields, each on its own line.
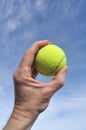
left=35, top=44, right=67, bottom=76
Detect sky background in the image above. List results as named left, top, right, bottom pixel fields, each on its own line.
left=0, top=0, right=86, bottom=130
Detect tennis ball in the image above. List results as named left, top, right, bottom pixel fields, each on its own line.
left=35, top=44, right=67, bottom=76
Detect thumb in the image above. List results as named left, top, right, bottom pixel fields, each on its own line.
left=47, top=66, right=68, bottom=93
left=54, top=66, right=68, bottom=87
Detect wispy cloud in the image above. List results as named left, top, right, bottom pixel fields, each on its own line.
left=5, top=20, right=20, bottom=32
left=32, top=85, right=86, bottom=130
left=0, top=0, right=86, bottom=130
left=0, top=66, right=14, bottom=129
left=56, top=0, right=84, bottom=18
left=31, top=80, right=86, bottom=130
left=0, top=87, right=14, bottom=129
left=0, top=0, right=85, bottom=35
left=35, top=0, right=47, bottom=14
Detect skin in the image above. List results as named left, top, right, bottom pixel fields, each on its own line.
left=3, top=40, right=68, bottom=130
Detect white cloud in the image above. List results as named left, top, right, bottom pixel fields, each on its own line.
left=36, top=0, right=47, bottom=13
left=32, top=83, right=86, bottom=130
left=0, top=85, right=3, bottom=91
left=1, top=0, right=85, bottom=36
left=32, top=96, right=86, bottom=130
left=0, top=94, right=14, bottom=129
left=18, top=1, right=32, bottom=23
left=0, top=0, right=85, bottom=24
left=0, top=0, right=86, bottom=130
left=0, top=81, right=14, bottom=129
left=0, top=80, right=14, bottom=129
left=1, top=0, right=47, bottom=35
left=57, top=0, right=84, bottom=19
left=5, top=20, right=20, bottom=32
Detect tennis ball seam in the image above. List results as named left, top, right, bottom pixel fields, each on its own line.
left=45, top=56, right=66, bottom=75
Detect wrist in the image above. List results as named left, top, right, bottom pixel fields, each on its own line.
left=3, top=116, right=31, bottom=130
left=13, top=105, right=39, bottom=125
left=4, top=105, right=39, bottom=130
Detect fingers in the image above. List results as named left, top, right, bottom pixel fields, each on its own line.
left=19, top=40, right=50, bottom=68
left=46, top=66, right=68, bottom=94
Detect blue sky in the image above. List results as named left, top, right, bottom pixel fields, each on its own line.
left=0, top=0, right=86, bottom=130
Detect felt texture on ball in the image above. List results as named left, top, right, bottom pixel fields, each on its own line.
left=35, top=44, right=67, bottom=76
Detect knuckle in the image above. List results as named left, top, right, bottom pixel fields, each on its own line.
left=13, top=69, right=23, bottom=84
left=13, top=67, right=30, bottom=85
left=13, top=70, right=18, bottom=81
left=58, top=78, right=65, bottom=87
left=13, top=70, right=19, bottom=82
left=42, top=87, right=53, bottom=98
left=24, top=50, right=29, bottom=57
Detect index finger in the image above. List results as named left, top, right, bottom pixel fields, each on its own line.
left=19, top=40, right=50, bottom=67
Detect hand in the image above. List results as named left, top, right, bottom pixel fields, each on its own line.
left=4, top=40, right=68, bottom=130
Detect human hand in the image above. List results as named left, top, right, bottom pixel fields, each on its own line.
left=4, top=40, right=68, bottom=130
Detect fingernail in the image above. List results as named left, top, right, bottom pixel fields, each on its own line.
left=65, top=66, right=68, bottom=73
